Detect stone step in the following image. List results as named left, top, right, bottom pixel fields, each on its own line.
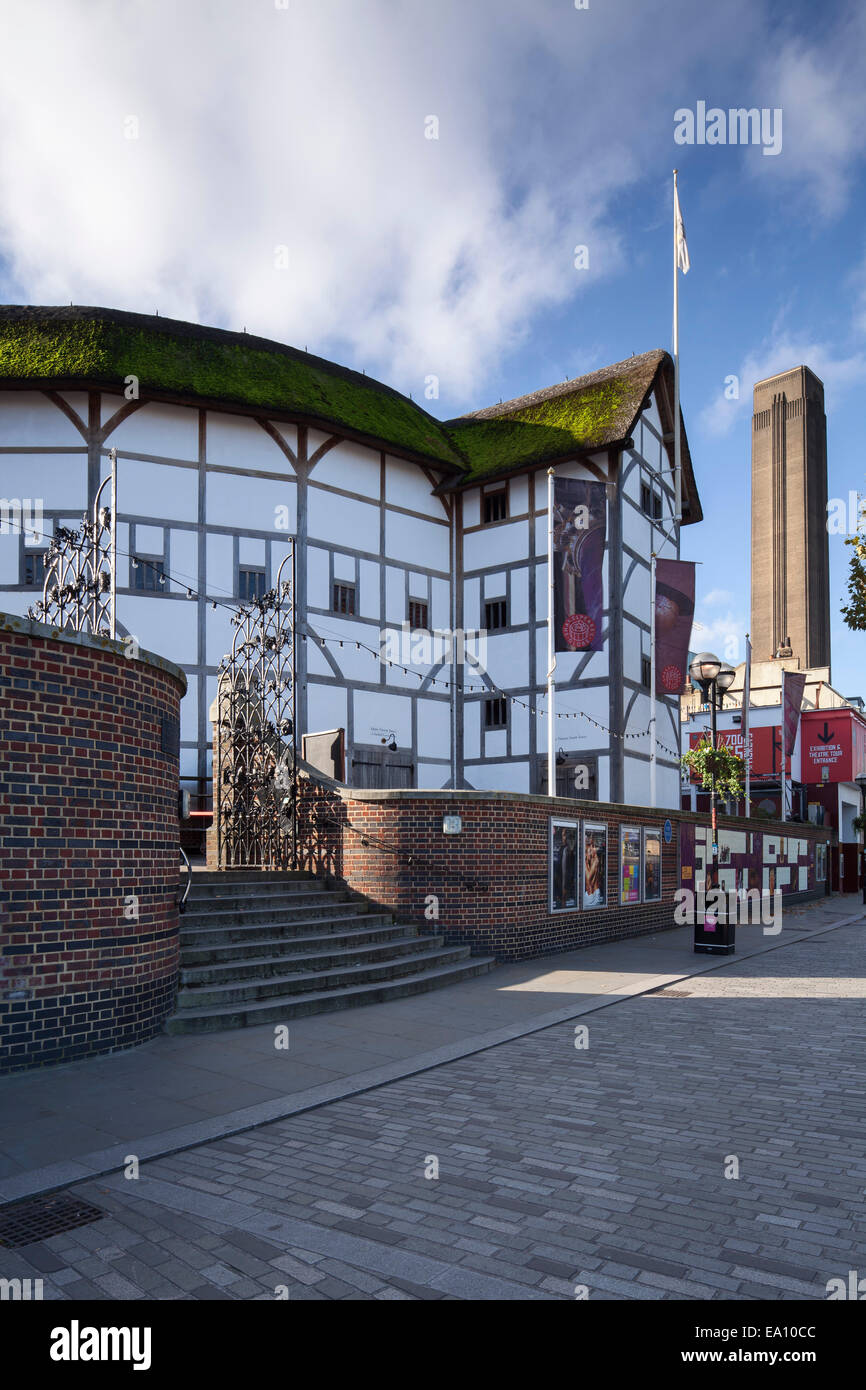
left=179, top=932, right=442, bottom=987
left=178, top=911, right=395, bottom=949
left=165, top=955, right=496, bottom=1033
left=175, top=943, right=472, bottom=1009
left=179, top=921, right=416, bottom=968
left=180, top=897, right=371, bottom=931
left=184, top=877, right=327, bottom=901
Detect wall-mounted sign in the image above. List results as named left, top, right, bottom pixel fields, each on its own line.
left=442, top=815, right=462, bottom=835
left=582, top=823, right=607, bottom=908
left=663, top=818, right=672, bottom=844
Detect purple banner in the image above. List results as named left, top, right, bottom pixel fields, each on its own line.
left=783, top=670, right=806, bottom=754
left=553, top=478, right=606, bottom=653
left=654, top=559, right=696, bottom=696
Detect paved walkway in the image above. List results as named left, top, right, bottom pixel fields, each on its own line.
left=0, top=893, right=862, bottom=1300
left=0, top=894, right=860, bottom=1201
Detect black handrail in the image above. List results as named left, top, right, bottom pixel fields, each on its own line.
left=178, top=846, right=192, bottom=914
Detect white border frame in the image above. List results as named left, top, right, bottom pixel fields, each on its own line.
left=582, top=822, right=608, bottom=909
left=642, top=826, right=662, bottom=902
left=550, top=816, right=580, bottom=913
left=620, top=824, right=642, bottom=905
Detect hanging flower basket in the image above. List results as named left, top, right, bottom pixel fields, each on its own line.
left=681, top=736, right=745, bottom=801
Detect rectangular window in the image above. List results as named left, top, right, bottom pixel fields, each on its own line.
left=23, top=551, right=48, bottom=587
left=408, top=599, right=428, bottom=630
left=484, top=598, right=507, bottom=631
left=620, top=826, right=642, bottom=904
left=483, top=489, right=507, bottom=524
left=641, top=656, right=651, bottom=690
left=643, top=828, right=662, bottom=902
left=483, top=695, right=507, bottom=730
left=641, top=482, right=652, bottom=515
left=582, top=823, right=608, bottom=909
left=333, top=581, right=356, bottom=615
left=132, top=556, right=165, bottom=591
left=238, top=567, right=267, bottom=602
left=653, top=492, right=663, bottom=520
left=550, top=818, right=579, bottom=912
left=539, top=755, right=598, bottom=801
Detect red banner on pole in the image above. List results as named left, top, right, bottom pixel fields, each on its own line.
left=654, top=559, right=695, bottom=695
left=782, top=670, right=806, bottom=753
left=552, top=478, right=606, bottom=652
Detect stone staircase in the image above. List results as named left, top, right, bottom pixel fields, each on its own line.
left=166, top=870, right=495, bottom=1034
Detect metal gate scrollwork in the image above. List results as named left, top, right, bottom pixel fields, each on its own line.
left=216, top=549, right=297, bottom=868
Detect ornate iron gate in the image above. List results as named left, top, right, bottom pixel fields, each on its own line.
left=215, top=550, right=297, bottom=868
left=29, top=449, right=116, bottom=637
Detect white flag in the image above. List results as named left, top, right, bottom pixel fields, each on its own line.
left=674, top=182, right=690, bottom=274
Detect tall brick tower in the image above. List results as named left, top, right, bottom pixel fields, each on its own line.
left=750, top=365, right=830, bottom=670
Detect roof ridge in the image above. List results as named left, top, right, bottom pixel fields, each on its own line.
left=450, top=348, right=666, bottom=423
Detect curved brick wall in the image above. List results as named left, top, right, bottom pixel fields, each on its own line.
left=0, top=614, right=186, bottom=1072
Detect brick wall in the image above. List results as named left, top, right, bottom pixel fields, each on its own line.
left=0, top=614, right=186, bottom=1073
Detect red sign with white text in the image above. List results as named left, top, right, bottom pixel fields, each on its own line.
left=688, top=726, right=786, bottom=781
left=801, top=708, right=866, bottom=784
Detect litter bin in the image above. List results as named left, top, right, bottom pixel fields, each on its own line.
left=694, top=901, right=735, bottom=954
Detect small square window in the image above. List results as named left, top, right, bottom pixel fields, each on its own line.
left=483, top=489, right=508, bottom=524
left=333, top=581, right=356, bottom=615
left=132, top=556, right=165, bottom=592
left=239, top=567, right=267, bottom=602
left=641, top=656, right=651, bottom=689
left=23, top=551, right=48, bottom=587
left=408, top=599, right=428, bottom=629
left=484, top=695, right=507, bottom=729
left=641, top=483, right=662, bottom=519
left=484, top=598, right=507, bottom=631
left=653, top=492, right=663, bottom=520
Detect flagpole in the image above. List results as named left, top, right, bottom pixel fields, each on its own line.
left=547, top=466, right=556, bottom=796
left=673, top=169, right=682, bottom=522
left=650, top=551, right=657, bottom=808
left=743, top=634, right=751, bottom=816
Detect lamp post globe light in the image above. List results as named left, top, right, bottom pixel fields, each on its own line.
left=856, top=773, right=866, bottom=906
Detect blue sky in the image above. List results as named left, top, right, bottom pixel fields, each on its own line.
left=1, top=0, right=864, bottom=694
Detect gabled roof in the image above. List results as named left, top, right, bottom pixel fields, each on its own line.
left=0, top=306, right=701, bottom=521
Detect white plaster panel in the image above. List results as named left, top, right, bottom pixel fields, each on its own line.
left=115, top=523, right=129, bottom=587
left=207, top=413, right=293, bottom=474
left=170, top=529, right=199, bottom=593
left=312, top=440, right=380, bottom=498
left=118, top=595, right=198, bottom=666
left=385, top=511, right=449, bottom=570
left=306, top=681, right=347, bottom=739
left=510, top=566, right=528, bottom=625
left=465, top=760, right=529, bottom=793
left=0, top=535, right=19, bottom=583
left=207, top=470, right=294, bottom=532
left=417, top=762, right=450, bottom=790
left=359, top=559, right=380, bottom=620
left=206, top=533, right=234, bottom=594
left=510, top=698, right=529, bottom=755
left=386, top=456, right=444, bottom=515
left=270, top=543, right=293, bottom=588
left=206, top=603, right=238, bottom=665
left=269, top=422, right=297, bottom=457
left=308, top=486, right=377, bottom=552
left=385, top=566, right=405, bottom=623
left=238, top=536, right=266, bottom=565
left=135, top=524, right=164, bottom=553
left=484, top=729, right=507, bottom=759
left=431, top=578, right=450, bottom=630
left=0, top=453, right=87, bottom=513
left=353, top=689, right=412, bottom=747
left=622, top=494, right=652, bottom=554
left=332, top=551, right=355, bottom=582
left=462, top=700, right=480, bottom=760
left=463, top=519, right=526, bottom=573
left=643, top=393, right=663, bottom=437
left=481, top=631, right=526, bottom=688
left=101, top=393, right=126, bottom=427
left=118, top=457, right=197, bottom=523
left=417, top=699, right=450, bottom=759
left=180, top=684, right=198, bottom=743
left=624, top=754, right=651, bottom=808
left=306, top=545, right=330, bottom=608
left=0, top=392, right=85, bottom=446
left=509, top=476, right=529, bottom=516
left=482, top=570, right=507, bottom=598
left=110, top=403, right=199, bottom=460
left=463, top=490, right=480, bottom=528
left=408, top=570, right=427, bottom=598
left=463, top=577, right=480, bottom=630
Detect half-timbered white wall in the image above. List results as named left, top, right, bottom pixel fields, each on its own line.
left=0, top=382, right=685, bottom=807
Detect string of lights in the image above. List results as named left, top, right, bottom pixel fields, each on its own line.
left=10, top=514, right=682, bottom=758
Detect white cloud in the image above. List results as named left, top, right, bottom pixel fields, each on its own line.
left=691, top=608, right=746, bottom=666
left=0, top=0, right=763, bottom=407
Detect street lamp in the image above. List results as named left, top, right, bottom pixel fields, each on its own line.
left=688, top=651, right=735, bottom=878
left=856, top=773, right=866, bottom=906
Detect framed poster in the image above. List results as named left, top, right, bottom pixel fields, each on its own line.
left=620, top=826, right=641, bottom=904
left=582, top=823, right=607, bottom=908
left=815, top=842, right=827, bottom=881
left=643, top=828, right=662, bottom=902
left=550, top=818, right=579, bottom=912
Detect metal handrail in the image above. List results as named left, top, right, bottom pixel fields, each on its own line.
left=178, top=846, right=192, bottom=914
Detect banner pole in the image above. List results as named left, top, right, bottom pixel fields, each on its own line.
left=673, top=170, right=682, bottom=522
left=650, top=552, right=657, bottom=808
left=547, top=467, right=556, bottom=797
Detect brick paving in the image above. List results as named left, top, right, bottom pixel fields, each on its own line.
left=1, top=917, right=864, bottom=1300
